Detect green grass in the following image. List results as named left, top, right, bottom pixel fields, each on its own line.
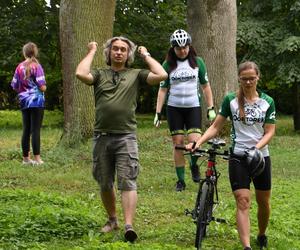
left=0, top=110, right=299, bottom=250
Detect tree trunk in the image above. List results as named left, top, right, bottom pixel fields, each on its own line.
left=187, top=0, right=237, bottom=128
left=293, top=82, right=300, bottom=130
left=60, top=0, right=115, bottom=144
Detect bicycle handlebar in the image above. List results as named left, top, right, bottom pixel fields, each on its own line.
left=175, top=138, right=229, bottom=157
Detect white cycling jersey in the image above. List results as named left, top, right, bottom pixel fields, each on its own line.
left=160, top=57, right=209, bottom=108
left=220, top=91, right=276, bottom=157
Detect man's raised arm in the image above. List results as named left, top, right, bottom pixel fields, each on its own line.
left=137, top=46, right=168, bottom=85
left=75, top=42, right=98, bottom=85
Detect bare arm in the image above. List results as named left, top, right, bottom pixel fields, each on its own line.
left=201, top=82, right=214, bottom=108
left=186, top=114, right=227, bottom=150
left=75, top=42, right=98, bottom=85
left=255, top=123, right=276, bottom=149
left=156, top=87, right=168, bottom=113
left=137, top=46, right=168, bottom=85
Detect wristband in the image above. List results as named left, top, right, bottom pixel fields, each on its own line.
left=142, top=52, right=151, bottom=58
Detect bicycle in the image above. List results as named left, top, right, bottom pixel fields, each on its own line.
left=175, top=138, right=229, bottom=250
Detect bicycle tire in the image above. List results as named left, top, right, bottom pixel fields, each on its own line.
left=207, top=184, right=215, bottom=223
left=195, top=182, right=209, bottom=249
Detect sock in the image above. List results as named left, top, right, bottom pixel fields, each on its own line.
left=189, top=155, right=199, bottom=168
left=176, top=166, right=185, bottom=181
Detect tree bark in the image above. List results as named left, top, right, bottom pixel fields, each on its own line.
left=293, top=82, right=300, bottom=130
left=60, top=0, right=115, bottom=144
left=187, top=0, right=237, bottom=128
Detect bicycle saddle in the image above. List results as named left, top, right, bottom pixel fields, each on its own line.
left=207, top=138, right=226, bottom=147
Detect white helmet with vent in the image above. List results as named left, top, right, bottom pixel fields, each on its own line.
left=170, top=29, right=192, bottom=47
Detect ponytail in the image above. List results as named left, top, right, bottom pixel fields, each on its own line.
left=22, top=42, right=39, bottom=79
left=237, top=86, right=245, bottom=120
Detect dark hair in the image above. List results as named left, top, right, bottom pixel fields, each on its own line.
left=166, top=45, right=198, bottom=72
left=22, top=42, right=39, bottom=79
left=103, top=36, right=136, bottom=67
left=237, top=61, right=260, bottom=119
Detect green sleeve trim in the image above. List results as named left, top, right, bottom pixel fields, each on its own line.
left=219, top=92, right=235, bottom=118
left=196, top=57, right=208, bottom=85
left=160, top=61, right=170, bottom=88
left=265, top=97, right=276, bottom=124
left=259, top=91, right=276, bottom=124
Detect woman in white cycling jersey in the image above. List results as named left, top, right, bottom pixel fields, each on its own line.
left=186, top=61, right=276, bottom=250
left=154, top=29, right=216, bottom=191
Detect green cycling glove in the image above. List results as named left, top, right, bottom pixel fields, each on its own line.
left=207, top=107, right=216, bottom=121
left=154, top=112, right=162, bottom=127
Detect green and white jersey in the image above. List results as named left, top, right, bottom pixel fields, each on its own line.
left=160, top=57, right=209, bottom=108
left=219, top=91, right=276, bottom=157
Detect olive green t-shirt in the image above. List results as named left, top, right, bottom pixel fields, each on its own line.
left=90, top=68, right=150, bottom=133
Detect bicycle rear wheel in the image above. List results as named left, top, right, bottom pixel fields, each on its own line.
left=195, top=182, right=210, bottom=249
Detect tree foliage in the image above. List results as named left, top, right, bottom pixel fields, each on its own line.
left=1, top=0, right=299, bottom=119
left=237, top=0, right=300, bottom=109
left=0, top=0, right=61, bottom=109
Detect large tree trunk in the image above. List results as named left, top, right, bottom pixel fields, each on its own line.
left=187, top=0, right=237, bottom=128
left=293, top=82, right=300, bottom=130
left=60, top=0, right=115, bottom=144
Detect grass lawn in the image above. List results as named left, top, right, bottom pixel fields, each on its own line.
left=0, top=110, right=299, bottom=250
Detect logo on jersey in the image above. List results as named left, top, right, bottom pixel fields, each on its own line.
left=269, top=111, right=276, bottom=120
left=170, top=67, right=196, bottom=83
left=233, top=103, right=264, bottom=125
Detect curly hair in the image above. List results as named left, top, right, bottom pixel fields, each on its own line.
left=103, top=36, right=137, bottom=67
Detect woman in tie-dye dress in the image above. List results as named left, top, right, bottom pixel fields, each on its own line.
left=11, top=42, right=46, bottom=165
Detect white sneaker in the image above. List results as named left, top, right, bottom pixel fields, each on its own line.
left=32, top=160, right=44, bottom=165
left=22, top=159, right=34, bottom=165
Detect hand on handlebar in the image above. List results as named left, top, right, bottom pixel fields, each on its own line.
left=185, top=141, right=201, bottom=152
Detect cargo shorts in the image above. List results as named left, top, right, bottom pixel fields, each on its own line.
left=92, top=132, right=139, bottom=191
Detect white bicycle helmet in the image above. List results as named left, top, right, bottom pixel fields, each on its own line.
left=170, top=29, right=192, bottom=47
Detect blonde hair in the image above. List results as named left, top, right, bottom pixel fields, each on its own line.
left=103, top=36, right=137, bottom=67
left=237, top=61, right=260, bottom=119
left=22, top=42, right=39, bottom=79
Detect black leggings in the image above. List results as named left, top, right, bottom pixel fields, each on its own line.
left=21, top=108, right=44, bottom=157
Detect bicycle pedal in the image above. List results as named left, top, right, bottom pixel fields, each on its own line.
left=212, top=217, right=227, bottom=223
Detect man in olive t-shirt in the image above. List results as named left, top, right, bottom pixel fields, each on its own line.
left=76, top=36, right=167, bottom=242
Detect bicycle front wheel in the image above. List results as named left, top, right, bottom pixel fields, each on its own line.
left=195, top=182, right=210, bottom=250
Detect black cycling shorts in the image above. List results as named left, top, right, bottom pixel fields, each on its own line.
left=228, top=156, right=271, bottom=191
left=166, top=105, right=202, bottom=136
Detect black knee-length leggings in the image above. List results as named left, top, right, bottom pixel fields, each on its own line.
left=21, top=108, right=44, bottom=157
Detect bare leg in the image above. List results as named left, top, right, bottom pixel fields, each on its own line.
left=172, top=134, right=185, bottom=166
left=101, top=189, right=117, bottom=218
left=234, top=189, right=251, bottom=248
left=121, top=190, right=137, bottom=225
left=255, top=189, right=271, bottom=235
